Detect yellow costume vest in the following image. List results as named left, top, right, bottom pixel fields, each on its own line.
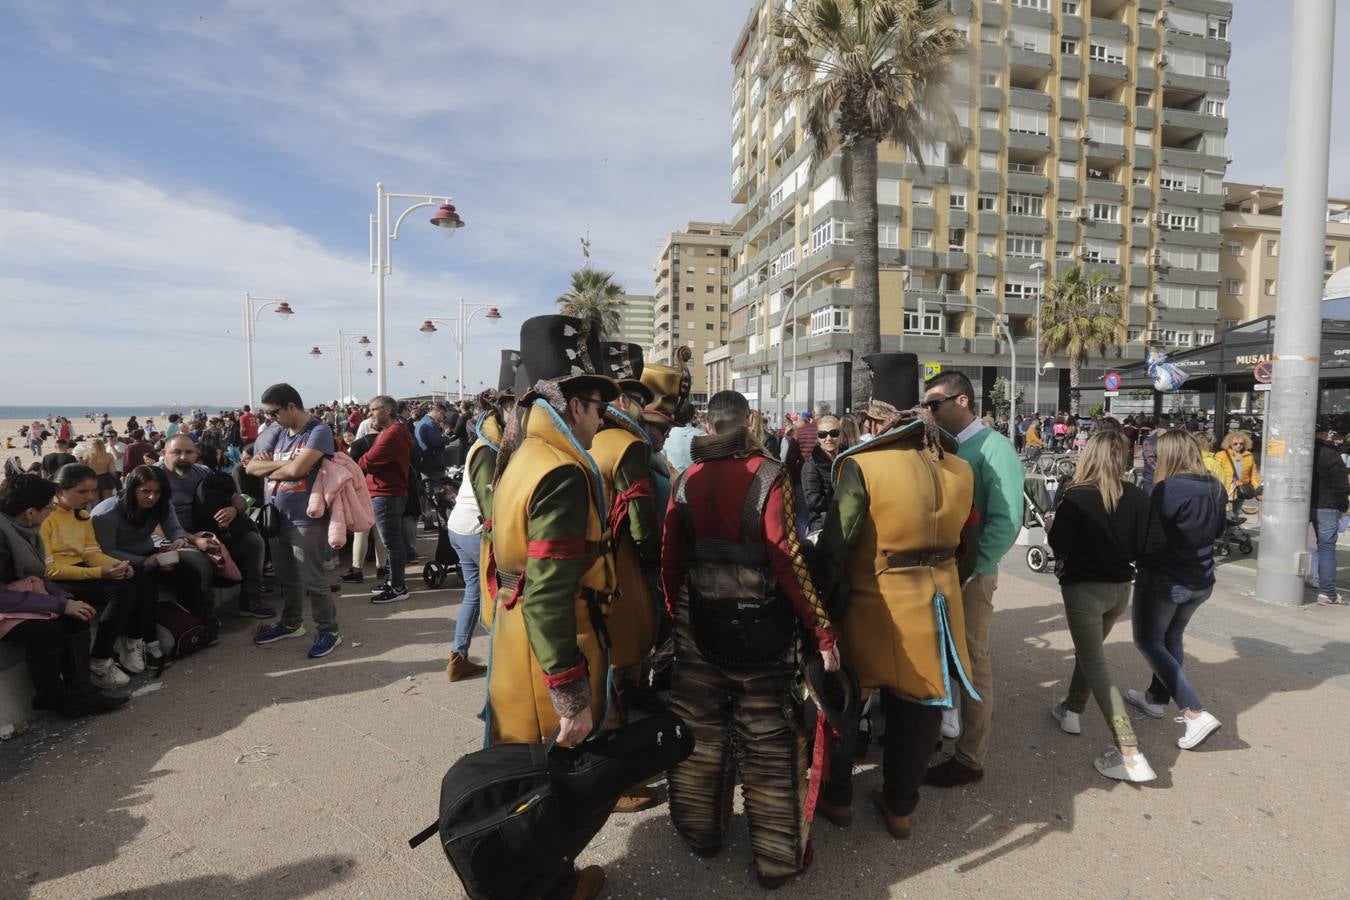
left=487, top=401, right=616, bottom=745
left=589, top=412, right=657, bottom=673
left=836, top=424, right=979, bottom=704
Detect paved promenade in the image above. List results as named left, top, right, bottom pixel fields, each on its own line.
left=2, top=530, right=1348, bottom=899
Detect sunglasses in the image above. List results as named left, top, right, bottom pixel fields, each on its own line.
left=818, top=429, right=842, bottom=438
left=924, top=394, right=959, bottom=413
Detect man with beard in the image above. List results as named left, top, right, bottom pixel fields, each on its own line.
left=160, top=433, right=273, bottom=619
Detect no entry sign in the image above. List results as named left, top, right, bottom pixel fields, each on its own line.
left=1254, top=359, right=1273, bottom=384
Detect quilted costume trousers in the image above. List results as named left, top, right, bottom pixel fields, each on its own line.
left=667, top=618, right=808, bottom=880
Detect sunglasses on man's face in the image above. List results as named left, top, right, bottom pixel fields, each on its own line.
left=924, top=394, right=958, bottom=413
left=818, top=429, right=842, bottom=439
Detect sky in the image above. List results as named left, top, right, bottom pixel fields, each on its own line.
left=2, top=0, right=1346, bottom=407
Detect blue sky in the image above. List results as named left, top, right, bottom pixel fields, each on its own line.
left=2, top=1, right=1346, bottom=406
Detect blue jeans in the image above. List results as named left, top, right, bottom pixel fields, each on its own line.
left=371, top=496, right=408, bottom=589
left=1131, top=573, right=1210, bottom=713
left=1314, top=508, right=1340, bottom=600
left=449, top=528, right=482, bottom=655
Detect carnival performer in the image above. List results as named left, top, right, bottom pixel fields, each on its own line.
left=814, top=353, right=979, bottom=839
left=661, top=389, right=838, bottom=890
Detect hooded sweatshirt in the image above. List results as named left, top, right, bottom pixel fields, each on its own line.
left=1140, top=473, right=1227, bottom=589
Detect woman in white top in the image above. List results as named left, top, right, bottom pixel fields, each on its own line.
left=446, top=455, right=484, bottom=677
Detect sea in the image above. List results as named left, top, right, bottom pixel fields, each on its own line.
left=0, top=405, right=228, bottom=421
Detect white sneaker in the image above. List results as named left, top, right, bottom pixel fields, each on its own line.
left=120, top=639, right=146, bottom=675
left=1093, top=747, right=1157, bottom=783
left=90, top=658, right=130, bottom=689
left=1126, top=689, right=1165, bottom=719
left=1051, top=702, right=1082, bottom=735
left=940, top=706, right=961, bottom=739
left=1176, top=712, right=1222, bottom=749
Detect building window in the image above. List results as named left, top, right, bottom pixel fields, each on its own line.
left=1057, top=160, right=1076, bottom=177
left=1088, top=42, right=1124, bottom=65
left=1012, top=0, right=1049, bottom=10
left=903, top=311, right=943, bottom=335
left=1130, top=212, right=1146, bottom=225
left=1264, top=279, right=1276, bottom=296
left=1327, top=249, right=1337, bottom=272
left=1061, top=39, right=1079, bottom=56
left=1003, top=275, right=1042, bottom=299
left=810, top=306, right=851, bottom=335
left=981, top=71, right=999, bottom=87
left=1135, top=90, right=1152, bottom=107
left=1056, top=200, right=1074, bottom=219
left=911, top=230, right=933, bottom=249
left=878, top=221, right=900, bottom=249
left=976, top=275, right=996, bottom=295
left=810, top=219, right=850, bottom=253
left=1010, top=160, right=1043, bottom=175
left=706, top=322, right=715, bottom=330
left=686, top=266, right=695, bottom=273
left=706, top=285, right=715, bottom=293
left=977, top=194, right=997, bottom=211
left=1007, top=192, right=1046, bottom=217
left=1008, top=108, right=1049, bottom=135
left=1266, top=239, right=1279, bottom=257
left=1006, top=234, right=1044, bottom=259
left=980, top=110, right=999, bottom=129
left=1090, top=202, right=1120, bottom=223
left=1208, top=17, right=1229, bottom=40
left=949, top=190, right=968, bottom=210
left=1060, top=79, right=1078, bottom=99
left=1204, top=98, right=1226, bottom=117
left=1227, top=241, right=1244, bottom=256
left=706, top=304, right=715, bottom=312
left=948, top=227, right=967, bottom=251
left=1056, top=242, right=1074, bottom=259
left=1061, top=0, right=1079, bottom=13
left=1133, top=170, right=1150, bottom=186
left=912, top=186, right=933, bottom=205
left=1079, top=240, right=1119, bottom=264
left=1196, top=329, right=1215, bottom=345
left=979, top=151, right=999, bottom=171
left=1206, top=59, right=1227, bottom=78
left=1164, top=212, right=1199, bottom=232
left=685, top=286, right=695, bottom=293
left=1226, top=279, right=1243, bottom=295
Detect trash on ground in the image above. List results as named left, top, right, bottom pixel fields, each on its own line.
left=236, top=744, right=276, bottom=764
left=131, top=682, right=165, bottom=697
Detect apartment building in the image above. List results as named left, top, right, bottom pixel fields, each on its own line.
left=726, top=0, right=1232, bottom=415
left=614, top=293, right=656, bottom=352
left=652, top=221, right=741, bottom=403
left=1218, top=183, right=1350, bottom=330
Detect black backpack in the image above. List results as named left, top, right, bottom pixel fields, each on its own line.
left=410, top=714, right=695, bottom=900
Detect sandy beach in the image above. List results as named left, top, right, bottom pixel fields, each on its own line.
left=1, top=412, right=169, bottom=473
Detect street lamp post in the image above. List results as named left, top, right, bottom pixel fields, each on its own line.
left=1029, top=260, right=1048, bottom=417
left=243, top=293, right=295, bottom=409
left=338, top=331, right=371, bottom=401
left=419, top=298, right=502, bottom=400
left=371, top=182, right=465, bottom=394
left=958, top=299, right=1016, bottom=419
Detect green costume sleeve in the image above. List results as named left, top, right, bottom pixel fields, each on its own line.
left=520, top=466, right=592, bottom=676
left=815, top=458, right=869, bottom=615
left=616, top=443, right=659, bottom=563
left=468, top=444, right=497, bottom=524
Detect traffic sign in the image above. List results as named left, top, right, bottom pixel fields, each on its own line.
left=924, top=362, right=942, bottom=379
left=1103, top=372, right=1121, bottom=391
left=1253, top=359, right=1273, bottom=384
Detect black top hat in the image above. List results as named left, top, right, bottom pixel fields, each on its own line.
left=862, top=352, right=920, bottom=416
left=802, top=654, right=861, bottom=732
left=518, top=315, right=620, bottom=403
left=602, top=342, right=654, bottom=406
left=497, top=350, right=523, bottom=396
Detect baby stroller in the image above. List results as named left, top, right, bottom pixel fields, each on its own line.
left=1213, top=511, right=1254, bottom=558
left=421, top=465, right=464, bottom=588
left=1020, top=473, right=1057, bottom=574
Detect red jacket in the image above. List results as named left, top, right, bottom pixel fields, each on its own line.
left=239, top=412, right=259, bottom=441
left=358, top=424, right=413, bottom=497
left=661, top=453, right=834, bottom=651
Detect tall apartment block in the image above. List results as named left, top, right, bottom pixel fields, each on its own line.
left=725, top=0, right=1232, bottom=415
left=652, top=221, right=741, bottom=404
left=1219, top=183, right=1350, bottom=329
left=615, top=293, right=656, bottom=352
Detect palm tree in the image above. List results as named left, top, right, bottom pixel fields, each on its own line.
left=1039, top=266, right=1125, bottom=415
left=557, top=268, right=625, bottom=340
left=776, top=0, right=965, bottom=407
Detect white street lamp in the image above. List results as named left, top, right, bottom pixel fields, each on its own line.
left=419, top=297, right=503, bottom=400
left=1029, top=260, right=1048, bottom=417
left=371, top=182, right=465, bottom=394
left=243, top=293, right=294, bottom=409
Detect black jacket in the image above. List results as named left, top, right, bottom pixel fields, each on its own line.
left=1311, top=438, right=1349, bottom=515
left=800, top=445, right=838, bottom=533
left=1048, top=482, right=1150, bottom=584
left=1140, top=473, right=1227, bottom=589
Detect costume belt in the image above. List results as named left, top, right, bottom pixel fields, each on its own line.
left=879, top=548, right=955, bottom=570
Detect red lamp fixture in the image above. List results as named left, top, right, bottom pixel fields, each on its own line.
left=484, top=306, right=502, bottom=320
left=430, top=203, right=465, bottom=231
left=419, top=320, right=438, bottom=335
left=275, top=302, right=295, bottom=317
left=308, top=346, right=322, bottom=357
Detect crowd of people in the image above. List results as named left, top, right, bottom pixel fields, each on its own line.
left=4, top=316, right=1346, bottom=899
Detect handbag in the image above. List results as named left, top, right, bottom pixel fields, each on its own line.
left=255, top=502, right=282, bottom=539
left=198, top=534, right=242, bottom=582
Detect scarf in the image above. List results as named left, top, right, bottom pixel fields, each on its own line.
left=0, top=512, right=48, bottom=580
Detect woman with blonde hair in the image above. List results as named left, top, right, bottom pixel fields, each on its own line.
left=85, top=439, right=118, bottom=501
left=1127, top=430, right=1227, bottom=751
left=1048, top=431, right=1154, bottom=781
left=1215, top=430, right=1261, bottom=515
left=801, top=414, right=848, bottom=536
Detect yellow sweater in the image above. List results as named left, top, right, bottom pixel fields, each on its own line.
left=40, top=506, right=121, bottom=580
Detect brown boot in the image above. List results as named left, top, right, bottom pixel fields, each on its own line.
left=570, top=865, right=606, bottom=900
left=612, top=785, right=661, bottom=813
left=446, top=652, right=486, bottom=682
left=815, top=796, right=853, bottom=828
left=871, top=787, right=912, bottom=840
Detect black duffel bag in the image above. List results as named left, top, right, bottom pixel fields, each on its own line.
left=410, top=713, right=694, bottom=900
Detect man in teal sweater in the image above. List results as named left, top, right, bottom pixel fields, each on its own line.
left=920, top=371, right=1026, bottom=787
